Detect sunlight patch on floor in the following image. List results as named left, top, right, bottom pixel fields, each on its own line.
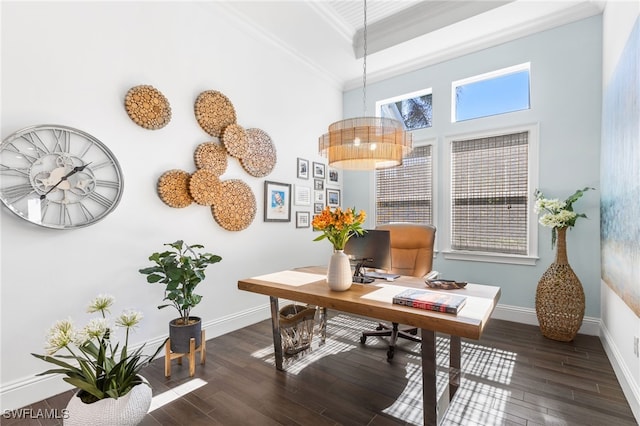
left=250, top=314, right=379, bottom=375
left=382, top=362, right=425, bottom=425
left=463, top=341, right=516, bottom=384
left=251, top=337, right=357, bottom=374
left=249, top=313, right=517, bottom=424
left=442, top=381, right=512, bottom=425
left=384, top=337, right=517, bottom=425
left=148, top=378, right=207, bottom=412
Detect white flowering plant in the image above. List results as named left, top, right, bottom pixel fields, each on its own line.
left=534, top=187, right=594, bottom=248
left=31, top=295, right=166, bottom=404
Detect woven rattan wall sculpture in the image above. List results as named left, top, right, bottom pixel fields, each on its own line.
left=124, top=85, right=172, bottom=130
left=194, top=90, right=237, bottom=138
left=157, top=170, right=193, bottom=208
left=241, top=128, right=277, bottom=177
left=151, top=89, right=275, bottom=231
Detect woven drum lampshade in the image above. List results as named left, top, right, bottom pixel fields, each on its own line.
left=319, top=116, right=412, bottom=170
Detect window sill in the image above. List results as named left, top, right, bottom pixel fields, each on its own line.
left=442, top=250, right=538, bottom=266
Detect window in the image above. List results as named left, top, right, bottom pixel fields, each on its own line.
left=377, top=88, right=432, bottom=130
left=375, top=144, right=433, bottom=225
left=452, top=63, right=530, bottom=122
left=444, top=125, right=538, bottom=264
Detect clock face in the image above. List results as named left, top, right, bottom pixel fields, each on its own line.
left=0, top=125, right=124, bottom=229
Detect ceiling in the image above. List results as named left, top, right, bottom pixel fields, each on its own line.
left=323, top=0, right=515, bottom=58
left=220, top=1, right=605, bottom=90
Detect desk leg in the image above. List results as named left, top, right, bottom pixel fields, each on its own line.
left=450, top=336, right=461, bottom=400
left=269, top=296, right=283, bottom=371
left=421, top=328, right=437, bottom=426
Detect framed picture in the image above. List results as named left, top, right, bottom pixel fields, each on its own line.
left=329, top=168, right=339, bottom=183
left=314, top=202, right=324, bottom=214
left=294, top=185, right=311, bottom=206
left=312, top=162, right=325, bottom=179
left=297, top=158, right=309, bottom=179
left=314, top=191, right=325, bottom=203
left=296, top=211, right=310, bottom=228
left=314, top=179, right=324, bottom=191
left=327, top=188, right=340, bottom=207
left=264, top=181, right=291, bottom=222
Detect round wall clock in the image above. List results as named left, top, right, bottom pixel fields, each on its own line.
left=0, top=124, right=124, bottom=229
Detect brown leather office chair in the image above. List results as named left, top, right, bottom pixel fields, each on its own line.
left=360, top=223, right=436, bottom=361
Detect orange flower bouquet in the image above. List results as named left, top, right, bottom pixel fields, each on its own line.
left=312, top=206, right=366, bottom=250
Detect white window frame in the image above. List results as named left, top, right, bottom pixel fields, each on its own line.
left=376, top=88, right=433, bottom=130
left=451, top=62, right=531, bottom=123
left=441, top=124, right=539, bottom=265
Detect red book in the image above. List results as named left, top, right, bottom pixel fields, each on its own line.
left=392, top=288, right=467, bottom=314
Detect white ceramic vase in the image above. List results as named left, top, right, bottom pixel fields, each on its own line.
left=64, top=376, right=152, bottom=426
left=326, top=250, right=352, bottom=291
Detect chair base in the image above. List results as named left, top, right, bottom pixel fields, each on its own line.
left=360, top=322, right=420, bottom=362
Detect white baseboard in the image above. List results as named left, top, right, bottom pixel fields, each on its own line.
left=0, top=305, right=271, bottom=412
left=599, top=320, right=640, bottom=423
left=491, top=303, right=601, bottom=336
left=0, top=374, right=76, bottom=414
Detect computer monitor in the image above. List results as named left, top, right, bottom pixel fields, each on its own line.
left=344, top=229, right=392, bottom=283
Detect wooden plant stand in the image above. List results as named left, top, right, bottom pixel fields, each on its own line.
left=164, top=330, right=206, bottom=377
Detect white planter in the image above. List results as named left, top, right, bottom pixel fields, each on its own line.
left=326, top=250, right=352, bottom=291
left=64, top=376, right=152, bottom=426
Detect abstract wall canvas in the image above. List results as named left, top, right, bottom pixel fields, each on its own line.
left=600, top=18, right=640, bottom=316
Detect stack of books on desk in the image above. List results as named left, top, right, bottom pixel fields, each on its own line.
left=392, top=288, right=467, bottom=314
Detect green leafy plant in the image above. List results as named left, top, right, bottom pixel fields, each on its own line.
left=31, top=295, right=165, bottom=404
left=138, top=240, right=222, bottom=325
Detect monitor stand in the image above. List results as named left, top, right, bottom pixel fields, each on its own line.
left=353, top=275, right=374, bottom=284
left=353, top=260, right=375, bottom=284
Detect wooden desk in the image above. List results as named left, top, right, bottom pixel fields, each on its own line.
left=238, top=267, right=500, bottom=425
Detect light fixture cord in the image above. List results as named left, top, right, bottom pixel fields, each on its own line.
left=362, top=0, right=367, bottom=116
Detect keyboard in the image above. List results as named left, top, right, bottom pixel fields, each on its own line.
left=364, top=271, right=401, bottom=280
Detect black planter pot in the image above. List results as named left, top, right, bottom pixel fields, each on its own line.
left=169, top=316, right=202, bottom=353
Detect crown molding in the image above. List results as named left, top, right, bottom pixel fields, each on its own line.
left=212, top=2, right=345, bottom=90
left=353, top=1, right=514, bottom=58
left=344, top=0, right=604, bottom=91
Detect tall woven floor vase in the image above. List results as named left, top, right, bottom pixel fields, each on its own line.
left=535, top=227, right=585, bottom=341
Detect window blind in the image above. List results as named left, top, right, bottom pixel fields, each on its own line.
left=450, top=132, right=529, bottom=255
left=376, top=145, right=432, bottom=225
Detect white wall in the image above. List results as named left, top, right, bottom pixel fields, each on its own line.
left=0, top=1, right=340, bottom=410
left=343, top=16, right=603, bottom=317
left=600, top=1, right=640, bottom=420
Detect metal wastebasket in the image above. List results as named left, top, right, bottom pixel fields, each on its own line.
left=279, top=304, right=316, bottom=355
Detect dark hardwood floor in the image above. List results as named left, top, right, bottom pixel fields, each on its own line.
left=5, top=314, right=637, bottom=425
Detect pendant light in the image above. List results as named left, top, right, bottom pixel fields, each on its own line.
left=318, top=0, right=412, bottom=170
